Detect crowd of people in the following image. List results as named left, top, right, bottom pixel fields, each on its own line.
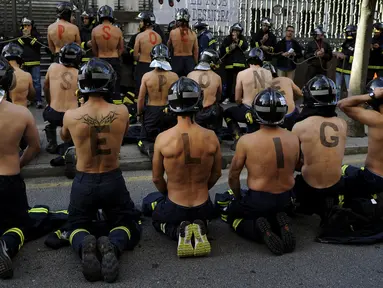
left=0, top=1, right=383, bottom=284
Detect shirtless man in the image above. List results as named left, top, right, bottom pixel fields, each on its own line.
left=292, top=75, right=347, bottom=225
left=142, top=77, right=221, bottom=257
left=137, top=44, right=178, bottom=158
left=92, top=5, right=124, bottom=104
left=0, top=57, right=40, bottom=279
left=263, top=63, right=303, bottom=130
left=2, top=43, right=35, bottom=107
left=47, top=2, right=81, bottom=63
left=134, top=11, right=162, bottom=96
left=43, top=43, right=82, bottom=154
left=61, top=58, right=141, bottom=283
left=187, top=49, right=223, bottom=136
left=223, top=48, right=272, bottom=150
left=226, top=88, right=299, bottom=255
left=338, top=77, right=383, bottom=202
left=168, top=8, right=198, bottom=77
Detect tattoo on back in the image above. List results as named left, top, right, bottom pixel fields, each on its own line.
left=198, top=72, right=211, bottom=88
left=76, top=111, right=119, bottom=156
left=320, top=122, right=339, bottom=148
left=273, top=137, right=285, bottom=169
left=60, top=71, right=73, bottom=90
left=182, top=133, right=201, bottom=164
left=252, top=70, right=266, bottom=89
left=158, top=75, right=167, bottom=92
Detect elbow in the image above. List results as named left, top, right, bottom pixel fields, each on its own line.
left=152, top=176, right=162, bottom=185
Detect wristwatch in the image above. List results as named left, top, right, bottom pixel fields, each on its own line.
left=369, top=92, right=376, bottom=100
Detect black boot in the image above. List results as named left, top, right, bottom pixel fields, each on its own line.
left=45, top=124, right=58, bottom=154
left=225, top=118, right=241, bottom=151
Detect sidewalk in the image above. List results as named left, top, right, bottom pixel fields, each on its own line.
left=22, top=107, right=369, bottom=178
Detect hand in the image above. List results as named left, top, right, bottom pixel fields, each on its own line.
left=373, top=43, right=380, bottom=49
left=263, top=34, right=269, bottom=41
left=261, top=45, right=270, bottom=52
left=282, top=52, right=289, bottom=57
left=336, top=52, right=345, bottom=59
left=87, top=40, right=92, bottom=48
left=374, top=87, right=383, bottom=99
left=290, top=52, right=296, bottom=57
left=229, top=43, right=237, bottom=51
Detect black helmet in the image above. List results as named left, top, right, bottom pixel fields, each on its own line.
left=59, top=43, right=83, bottom=69
left=262, top=63, right=277, bottom=77
left=176, top=8, right=190, bottom=22
left=98, top=5, right=114, bottom=23
left=193, top=20, right=208, bottom=30
left=302, top=75, right=338, bottom=107
left=247, top=48, right=264, bottom=65
left=311, top=25, right=325, bottom=37
left=21, top=17, right=33, bottom=26
left=81, top=10, right=95, bottom=22
left=136, top=11, right=155, bottom=26
left=78, top=58, right=116, bottom=98
left=253, top=88, right=288, bottom=126
left=230, top=23, right=243, bottom=33
left=168, top=77, right=202, bottom=114
left=366, top=77, right=383, bottom=110
left=56, top=2, right=72, bottom=21
left=150, top=44, right=172, bottom=71
left=261, top=17, right=272, bottom=27
left=345, top=25, right=357, bottom=39
left=168, top=20, right=176, bottom=32
left=0, top=57, right=14, bottom=102
left=2, top=43, right=23, bottom=65
left=373, top=22, right=383, bottom=32
left=195, top=49, right=219, bottom=70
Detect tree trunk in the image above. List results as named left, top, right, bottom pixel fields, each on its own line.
left=348, top=0, right=377, bottom=137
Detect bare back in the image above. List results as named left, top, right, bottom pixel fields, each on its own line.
left=293, top=116, right=347, bottom=188
left=48, top=20, right=80, bottom=53
left=158, top=125, right=220, bottom=206
left=9, top=67, right=32, bottom=107
left=241, top=128, right=300, bottom=193
left=92, top=23, right=123, bottom=58
left=187, top=70, right=222, bottom=107
left=134, top=29, right=162, bottom=63
left=143, top=69, right=179, bottom=106
left=271, top=77, right=300, bottom=114
left=238, top=66, right=272, bottom=106
left=170, top=27, right=197, bottom=56
left=0, top=101, right=35, bottom=175
left=365, top=125, right=383, bottom=175
left=46, top=63, right=78, bottom=112
left=64, top=101, right=129, bottom=173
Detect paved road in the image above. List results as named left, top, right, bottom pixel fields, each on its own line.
left=2, top=155, right=382, bottom=288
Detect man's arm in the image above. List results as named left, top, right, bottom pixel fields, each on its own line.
left=291, top=125, right=303, bottom=171
left=75, top=26, right=81, bottom=44
left=27, top=74, right=36, bottom=101
left=20, top=110, right=41, bottom=168
left=60, top=111, right=72, bottom=142
left=193, top=35, right=199, bottom=64
left=208, top=135, right=222, bottom=189
left=338, top=92, right=383, bottom=127
left=235, top=74, right=243, bottom=104
left=122, top=105, right=130, bottom=136
left=47, top=30, right=55, bottom=54
left=43, top=70, right=50, bottom=105
left=91, top=29, right=98, bottom=57
left=137, top=75, right=147, bottom=116
left=216, top=77, right=223, bottom=102
left=228, top=137, right=246, bottom=199
left=291, top=80, right=303, bottom=97
left=133, top=34, right=140, bottom=62
left=239, top=36, right=249, bottom=51
left=152, top=135, right=167, bottom=194
left=167, top=30, right=173, bottom=49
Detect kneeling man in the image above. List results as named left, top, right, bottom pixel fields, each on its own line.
left=142, top=77, right=222, bottom=257
left=226, top=88, right=299, bottom=255
left=292, top=75, right=347, bottom=225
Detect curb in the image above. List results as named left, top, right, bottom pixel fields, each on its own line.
left=21, top=145, right=368, bottom=179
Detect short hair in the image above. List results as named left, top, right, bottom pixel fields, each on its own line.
left=286, top=25, right=295, bottom=31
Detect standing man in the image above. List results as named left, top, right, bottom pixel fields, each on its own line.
left=304, top=26, right=333, bottom=81
left=137, top=44, right=178, bottom=157
left=274, top=25, right=303, bottom=80
left=226, top=88, right=299, bottom=255
left=334, top=25, right=357, bottom=92
left=366, top=22, right=383, bottom=84
left=142, top=77, right=221, bottom=258
left=43, top=43, right=82, bottom=154
left=0, top=57, right=41, bottom=279
left=47, top=2, right=81, bottom=63
left=168, top=8, right=198, bottom=77
left=250, top=18, right=277, bottom=63
left=338, top=78, right=383, bottom=202
left=61, top=58, right=141, bottom=283
left=293, top=75, right=347, bottom=226
left=193, top=20, right=217, bottom=57
left=187, top=49, right=223, bottom=136
left=134, top=11, right=162, bottom=96
left=17, top=17, right=44, bottom=108
left=219, top=22, right=249, bottom=103
left=92, top=5, right=124, bottom=105
left=80, top=10, right=96, bottom=63
left=223, top=48, right=272, bottom=150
